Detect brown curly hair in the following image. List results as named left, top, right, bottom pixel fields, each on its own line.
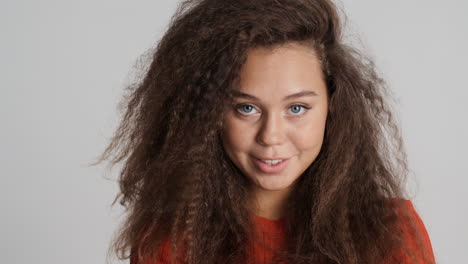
left=93, top=0, right=434, bottom=263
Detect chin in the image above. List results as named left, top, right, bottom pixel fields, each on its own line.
left=254, top=177, right=295, bottom=192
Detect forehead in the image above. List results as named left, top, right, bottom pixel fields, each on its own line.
left=236, top=43, right=327, bottom=98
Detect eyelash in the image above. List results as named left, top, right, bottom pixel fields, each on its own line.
left=235, top=104, right=311, bottom=116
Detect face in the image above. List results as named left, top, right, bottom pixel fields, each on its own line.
left=221, top=42, right=329, bottom=199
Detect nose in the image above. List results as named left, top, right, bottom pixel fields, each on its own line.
left=256, top=112, right=286, bottom=146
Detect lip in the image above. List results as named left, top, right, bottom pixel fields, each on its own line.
left=255, top=156, right=289, bottom=160
left=252, top=156, right=290, bottom=174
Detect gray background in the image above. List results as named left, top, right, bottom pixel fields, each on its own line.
left=1, top=0, right=466, bottom=263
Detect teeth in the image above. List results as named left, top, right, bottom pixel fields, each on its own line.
left=261, top=159, right=283, bottom=165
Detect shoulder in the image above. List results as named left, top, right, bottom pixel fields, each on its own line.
left=386, top=198, right=436, bottom=263
left=391, top=198, right=432, bottom=241
left=130, top=238, right=178, bottom=264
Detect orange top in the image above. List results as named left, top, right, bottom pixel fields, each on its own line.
left=384, top=199, right=436, bottom=263
left=131, top=199, right=435, bottom=263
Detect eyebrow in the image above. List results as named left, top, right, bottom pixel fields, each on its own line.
left=232, top=90, right=318, bottom=101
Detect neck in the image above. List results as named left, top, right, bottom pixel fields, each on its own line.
left=251, top=186, right=293, bottom=220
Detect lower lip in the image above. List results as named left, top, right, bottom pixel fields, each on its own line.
left=252, top=157, right=290, bottom=174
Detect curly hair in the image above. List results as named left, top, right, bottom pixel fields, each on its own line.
left=93, top=0, right=434, bottom=263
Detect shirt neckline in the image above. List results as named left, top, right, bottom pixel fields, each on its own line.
left=253, top=214, right=287, bottom=232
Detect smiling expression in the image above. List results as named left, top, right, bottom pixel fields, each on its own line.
left=221, top=42, right=329, bottom=198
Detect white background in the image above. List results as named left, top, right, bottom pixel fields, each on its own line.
left=1, top=0, right=466, bottom=263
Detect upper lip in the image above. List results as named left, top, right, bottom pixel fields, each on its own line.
left=254, top=156, right=289, bottom=160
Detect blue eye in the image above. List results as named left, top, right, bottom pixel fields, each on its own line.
left=289, top=105, right=309, bottom=115
left=236, top=104, right=258, bottom=115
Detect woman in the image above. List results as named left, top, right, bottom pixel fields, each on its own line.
left=96, top=0, right=436, bottom=263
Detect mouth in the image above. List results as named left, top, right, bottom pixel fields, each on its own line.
left=251, top=156, right=290, bottom=174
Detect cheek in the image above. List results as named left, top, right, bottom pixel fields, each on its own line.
left=222, top=117, right=252, bottom=153
left=291, top=115, right=327, bottom=150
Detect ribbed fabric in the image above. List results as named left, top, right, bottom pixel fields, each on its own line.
left=386, top=199, right=436, bottom=263
left=247, top=214, right=287, bottom=264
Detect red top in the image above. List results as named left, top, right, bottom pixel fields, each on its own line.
left=131, top=199, right=435, bottom=263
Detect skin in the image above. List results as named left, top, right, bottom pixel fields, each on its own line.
left=221, top=42, right=329, bottom=220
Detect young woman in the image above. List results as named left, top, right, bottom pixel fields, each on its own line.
left=96, top=0, right=436, bottom=263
